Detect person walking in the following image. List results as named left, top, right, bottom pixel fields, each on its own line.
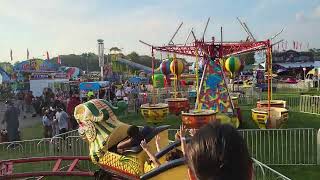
left=55, top=108, right=69, bottom=138
left=42, top=110, right=52, bottom=138
left=1, top=100, right=20, bottom=141
left=66, top=94, right=81, bottom=130
left=24, top=91, right=34, bottom=116
left=115, top=85, right=126, bottom=101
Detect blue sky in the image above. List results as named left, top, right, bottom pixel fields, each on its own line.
left=0, top=0, right=319, bottom=62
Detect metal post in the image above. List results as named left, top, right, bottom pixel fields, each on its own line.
left=97, top=39, right=104, bottom=81
left=317, top=129, right=320, bottom=165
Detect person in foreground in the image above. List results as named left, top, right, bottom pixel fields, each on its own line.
left=1, top=100, right=20, bottom=141
left=186, top=122, right=252, bottom=180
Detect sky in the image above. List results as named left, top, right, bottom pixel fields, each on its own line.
left=0, top=0, right=320, bottom=62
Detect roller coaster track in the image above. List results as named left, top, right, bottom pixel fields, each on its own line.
left=0, top=156, right=94, bottom=179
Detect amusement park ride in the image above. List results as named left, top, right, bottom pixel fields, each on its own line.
left=140, top=18, right=288, bottom=129
left=65, top=18, right=289, bottom=179
left=0, top=18, right=289, bottom=179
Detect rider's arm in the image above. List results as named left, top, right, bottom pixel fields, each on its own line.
left=117, top=138, right=132, bottom=150
left=155, top=135, right=161, bottom=152
left=140, top=140, right=161, bottom=167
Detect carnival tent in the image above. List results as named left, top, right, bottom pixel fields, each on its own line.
left=79, top=81, right=110, bottom=91
left=13, top=59, right=58, bottom=72
left=0, top=67, right=10, bottom=84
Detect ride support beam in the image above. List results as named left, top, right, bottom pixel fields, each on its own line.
left=52, top=158, right=62, bottom=172
left=152, top=40, right=269, bottom=58
left=2, top=171, right=94, bottom=178
left=0, top=156, right=93, bottom=178
left=67, top=159, right=79, bottom=172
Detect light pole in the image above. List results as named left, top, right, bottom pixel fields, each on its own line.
left=97, top=39, right=104, bottom=80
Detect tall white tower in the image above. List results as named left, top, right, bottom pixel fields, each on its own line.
left=97, top=39, right=104, bottom=80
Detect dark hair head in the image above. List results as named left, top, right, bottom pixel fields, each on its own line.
left=166, top=149, right=183, bottom=161
left=127, top=125, right=140, bottom=138
left=187, top=122, right=250, bottom=180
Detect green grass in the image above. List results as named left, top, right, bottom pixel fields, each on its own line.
left=20, top=122, right=43, bottom=139
left=271, top=166, right=320, bottom=180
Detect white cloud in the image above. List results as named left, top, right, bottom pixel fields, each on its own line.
left=312, top=5, right=320, bottom=18
left=295, top=11, right=306, bottom=22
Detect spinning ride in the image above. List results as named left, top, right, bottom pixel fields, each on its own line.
left=75, top=20, right=287, bottom=180
left=251, top=51, right=289, bottom=129
left=165, top=54, right=190, bottom=115
left=140, top=51, right=169, bottom=123
left=146, top=30, right=273, bottom=128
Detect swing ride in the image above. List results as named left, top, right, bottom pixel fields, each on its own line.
left=165, top=54, right=190, bottom=115
left=72, top=18, right=289, bottom=180
left=141, top=18, right=288, bottom=129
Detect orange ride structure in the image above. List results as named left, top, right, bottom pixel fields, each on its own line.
left=141, top=23, right=277, bottom=129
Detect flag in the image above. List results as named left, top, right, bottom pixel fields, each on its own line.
left=57, top=55, right=61, bottom=64
left=285, top=41, right=288, bottom=50
left=10, top=49, right=13, bottom=61
left=27, top=49, right=29, bottom=59
left=46, top=51, right=50, bottom=60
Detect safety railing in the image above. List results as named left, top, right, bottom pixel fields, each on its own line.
left=2, top=128, right=318, bottom=166
left=239, top=128, right=317, bottom=165
left=238, top=95, right=301, bottom=112
left=300, top=95, right=320, bottom=115
left=52, top=129, right=79, bottom=139
left=252, top=158, right=291, bottom=180
left=168, top=128, right=317, bottom=165
left=0, top=136, right=88, bottom=159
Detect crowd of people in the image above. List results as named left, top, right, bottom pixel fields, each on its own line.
left=84, top=81, right=148, bottom=102
left=1, top=81, right=150, bottom=142
left=1, top=88, right=81, bottom=141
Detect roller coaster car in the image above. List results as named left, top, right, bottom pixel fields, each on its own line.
left=74, top=99, right=188, bottom=179
left=141, top=139, right=189, bottom=180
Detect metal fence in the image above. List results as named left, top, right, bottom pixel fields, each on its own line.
left=3, top=127, right=317, bottom=166
left=0, top=136, right=292, bottom=179
left=0, top=135, right=93, bottom=173
left=300, top=95, right=320, bottom=115
left=239, top=128, right=317, bottom=165
left=238, top=95, right=302, bottom=112
left=0, top=136, right=88, bottom=160
left=168, top=128, right=317, bottom=165
left=252, top=158, right=291, bottom=180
